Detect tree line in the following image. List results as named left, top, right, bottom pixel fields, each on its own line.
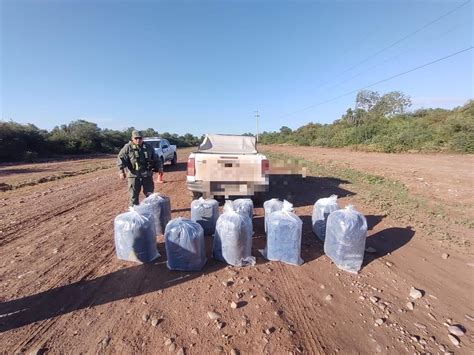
left=259, top=90, right=473, bottom=153
left=1, top=90, right=472, bottom=162
left=0, top=121, right=202, bottom=162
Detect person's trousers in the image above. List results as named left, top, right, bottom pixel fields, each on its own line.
left=128, top=176, right=154, bottom=206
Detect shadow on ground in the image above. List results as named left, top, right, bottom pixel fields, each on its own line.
left=0, top=239, right=225, bottom=333
left=164, top=162, right=186, bottom=173
left=263, top=174, right=354, bottom=208
left=364, top=226, right=415, bottom=266
left=366, top=215, right=386, bottom=230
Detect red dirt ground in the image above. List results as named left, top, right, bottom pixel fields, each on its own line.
left=0, top=147, right=473, bottom=354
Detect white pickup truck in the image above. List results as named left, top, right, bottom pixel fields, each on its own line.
left=186, top=134, right=269, bottom=200
left=143, top=137, right=177, bottom=166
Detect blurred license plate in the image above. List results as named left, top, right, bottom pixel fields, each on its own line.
left=212, top=183, right=247, bottom=194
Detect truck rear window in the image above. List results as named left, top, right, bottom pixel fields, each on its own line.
left=145, top=141, right=161, bottom=149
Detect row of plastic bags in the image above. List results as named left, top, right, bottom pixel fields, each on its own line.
left=167, top=198, right=256, bottom=270
left=113, top=195, right=298, bottom=271
left=114, top=195, right=256, bottom=271
left=312, top=195, right=368, bottom=273
left=190, top=197, right=254, bottom=235
left=114, top=193, right=368, bottom=273
left=188, top=195, right=368, bottom=272
left=193, top=197, right=304, bottom=267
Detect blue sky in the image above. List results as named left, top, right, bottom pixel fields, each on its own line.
left=1, top=0, right=472, bottom=136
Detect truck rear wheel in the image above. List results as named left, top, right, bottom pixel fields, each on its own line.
left=252, top=192, right=266, bottom=206
left=171, top=153, right=177, bottom=166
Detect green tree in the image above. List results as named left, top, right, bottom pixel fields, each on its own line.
left=142, top=128, right=159, bottom=137
left=279, top=126, right=292, bottom=135
left=0, top=121, right=48, bottom=161
left=341, top=108, right=367, bottom=125
left=373, top=91, right=412, bottom=116
left=356, top=90, right=380, bottom=111
left=49, top=120, right=102, bottom=153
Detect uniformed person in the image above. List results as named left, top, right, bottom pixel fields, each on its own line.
left=117, top=130, right=163, bottom=206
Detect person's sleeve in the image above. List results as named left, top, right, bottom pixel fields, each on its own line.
left=117, top=145, right=128, bottom=171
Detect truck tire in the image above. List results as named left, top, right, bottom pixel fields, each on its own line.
left=252, top=192, right=266, bottom=207
left=171, top=153, right=177, bottom=166
left=161, top=157, right=165, bottom=168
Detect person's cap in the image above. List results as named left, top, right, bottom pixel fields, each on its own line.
left=131, top=130, right=142, bottom=138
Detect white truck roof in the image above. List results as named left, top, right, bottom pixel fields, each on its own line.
left=197, top=134, right=257, bottom=154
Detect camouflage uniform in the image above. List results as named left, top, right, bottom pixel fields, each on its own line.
left=117, top=140, right=163, bottom=206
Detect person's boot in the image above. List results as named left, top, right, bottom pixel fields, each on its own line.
left=157, top=172, right=165, bottom=184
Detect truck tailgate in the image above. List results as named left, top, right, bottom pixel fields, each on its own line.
left=195, top=154, right=265, bottom=182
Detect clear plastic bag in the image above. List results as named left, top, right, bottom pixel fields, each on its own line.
left=232, top=198, right=254, bottom=220
left=165, top=217, right=207, bottom=271
left=142, top=193, right=171, bottom=235
left=260, top=200, right=303, bottom=266
left=132, top=204, right=158, bottom=236
left=191, top=197, right=219, bottom=235
left=114, top=209, right=160, bottom=263
left=213, top=200, right=255, bottom=267
left=263, top=198, right=284, bottom=232
left=324, top=205, right=367, bottom=273
left=312, top=195, right=340, bottom=241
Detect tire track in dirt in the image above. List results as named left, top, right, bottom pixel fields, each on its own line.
left=275, top=262, right=326, bottom=353
left=0, top=195, right=102, bottom=247
left=1, top=185, right=118, bottom=292
left=12, top=316, right=58, bottom=352
left=287, top=265, right=332, bottom=351
left=0, top=175, right=115, bottom=247
left=1, top=174, right=118, bottom=327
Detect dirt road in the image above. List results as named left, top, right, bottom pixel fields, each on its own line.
left=1, top=147, right=473, bottom=354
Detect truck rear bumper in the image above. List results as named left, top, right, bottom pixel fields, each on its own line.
left=186, top=179, right=269, bottom=197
